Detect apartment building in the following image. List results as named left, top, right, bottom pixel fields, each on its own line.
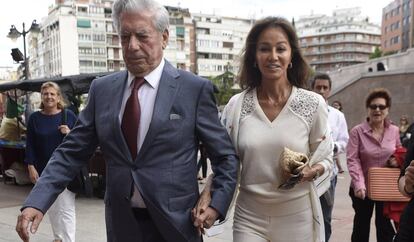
left=28, top=0, right=253, bottom=79
left=381, top=0, right=414, bottom=53
left=189, top=13, right=252, bottom=78
left=29, top=0, right=119, bottom=78
left=296, top=7, right=381, bottom=72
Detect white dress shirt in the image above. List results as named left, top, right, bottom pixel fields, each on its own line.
left=328, top=105, right=349, bottom=175
left=119, top=58, right=165, bottom=207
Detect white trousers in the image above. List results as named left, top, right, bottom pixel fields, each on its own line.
left=233, top=203, right=314, bottom=242
left=47, top=188, right=76, bottom=242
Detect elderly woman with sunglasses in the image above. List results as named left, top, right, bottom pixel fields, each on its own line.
left=346, top=88, right=401, bottom=242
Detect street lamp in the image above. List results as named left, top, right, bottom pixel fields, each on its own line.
left=7, top=20, right=40, bottom=79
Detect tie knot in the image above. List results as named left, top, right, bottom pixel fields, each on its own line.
left=132, top=77, right=145, bottom=90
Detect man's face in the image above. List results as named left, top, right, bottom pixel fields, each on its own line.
left=119, top=10, right=169, bottom=77
left=312, top=79, right=331, bottom=101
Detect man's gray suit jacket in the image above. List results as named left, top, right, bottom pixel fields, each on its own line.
left=23, top=61, right=239, bottom=242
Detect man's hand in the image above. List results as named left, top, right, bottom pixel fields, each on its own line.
left=16, top=207, right=44, bottom=242
left=27, top=165, right=39, bottom=184
left=355, top=188, right=366, bottom=200
left=404, top=160, right=414, bottom=194
left=192, top=175, right=213, bottom=235
left=192, top=207, right=219, bottom=233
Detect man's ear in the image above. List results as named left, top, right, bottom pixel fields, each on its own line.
left=162, top=29, right=169, bottom=49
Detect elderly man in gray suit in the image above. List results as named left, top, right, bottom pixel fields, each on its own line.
left=15, top=0, right=239, bottom=241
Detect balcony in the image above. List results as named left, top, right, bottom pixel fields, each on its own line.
left=302, top=38, right=381, bottom=47
left=303, top=47, right=375, bottom=56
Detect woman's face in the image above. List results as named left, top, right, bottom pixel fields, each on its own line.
left=400, top=118, right=408, bottom=125
left=367, top=97, right=389, bottom=124
left=41, top=86, right=60, bottom=110
left=255, top=26, right=292, bottom=83
left=332, top=102, right=341, bottom=110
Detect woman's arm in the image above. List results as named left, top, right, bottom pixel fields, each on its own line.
left=347, top=127, right=366, bottom=196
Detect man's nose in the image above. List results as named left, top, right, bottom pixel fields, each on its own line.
left=128, top=35, right=141, bottom=50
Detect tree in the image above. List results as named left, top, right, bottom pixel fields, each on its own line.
left=369, top=47, right=382, bottom=59
left=210, top=70, right=240, bottom=106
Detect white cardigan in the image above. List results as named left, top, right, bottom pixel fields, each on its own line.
left=221, top=87, right=333, bottom=242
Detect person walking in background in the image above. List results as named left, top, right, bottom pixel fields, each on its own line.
left=395, top=133, right=414, bottom=242
left=331, top=100, right=343, bottom=112
left=24, top=82, right=77, bottom=242
left=311, top=73, right=349, bottom=241
left=399, top=115, right=410, bottom=143
left=15, top=0, right=238, bottom=241
left=347, top=88, right=400, bottom=242
left=197, top=142, right=208, bottom=184
left=194, top=17, right=333, bottom=242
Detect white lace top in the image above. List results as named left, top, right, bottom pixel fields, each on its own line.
left=233, top=86, right=330, bottom=215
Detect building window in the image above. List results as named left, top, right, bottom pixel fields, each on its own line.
left=77, top=19, right=91, bottom=28
left=223, top=42, right=234, bottom=48
left=176, top=26, right=185, bottom=38
left=77, top=6, right=88, bottom=13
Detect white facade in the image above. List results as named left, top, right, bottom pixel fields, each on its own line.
left=192, top=13, right=253, bottom=77
left=28, top=1, right=253, bottom=79
left=296, top=7, right=381, bottom=72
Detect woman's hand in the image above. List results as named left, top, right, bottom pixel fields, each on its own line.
left=301, top=164, right=324, bottom=182
left=386, top=156, right=399, bottom=168
left=58, top=125, right=70, bottom=135
left=354, top=188, right=366, bottom=200
left=27, top=165, right=39, bottom=184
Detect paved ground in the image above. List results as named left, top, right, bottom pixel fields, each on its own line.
left=0, top=163, right=378, bottom=241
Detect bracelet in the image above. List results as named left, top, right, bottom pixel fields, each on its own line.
left=403, top=184, right=414, bottom=196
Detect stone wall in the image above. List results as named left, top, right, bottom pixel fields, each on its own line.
left=328, top=71, right=414, bottom=129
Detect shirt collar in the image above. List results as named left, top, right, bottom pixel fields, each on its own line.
left=127, top=58, right=165, bottom=89
left=361, top=119, right=391, bottom=133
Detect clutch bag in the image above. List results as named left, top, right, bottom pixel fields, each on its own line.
left=367, top=167, right=410, bottom=202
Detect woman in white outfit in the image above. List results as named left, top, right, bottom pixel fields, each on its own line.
left=194, top=17, right=333, bottom=242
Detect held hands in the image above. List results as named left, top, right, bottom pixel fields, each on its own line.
left=192, top=175, right=218, bottom=235
left=27, top=165, right=39, bottom=184
left=58, top=125, right=70, bottom=135
left=15, top=207, right=44, bottom=242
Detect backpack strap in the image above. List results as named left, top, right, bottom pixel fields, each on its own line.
left=61, top=108, right=67, bottom=125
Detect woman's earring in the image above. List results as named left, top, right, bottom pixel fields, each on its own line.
left=288, top=62, right=293, bottom=69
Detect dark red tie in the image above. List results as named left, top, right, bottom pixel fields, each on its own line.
left=122, top=77, right=145, bottom=160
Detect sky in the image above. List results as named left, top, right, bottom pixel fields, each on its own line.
left=0, top=0, right=393, bottom=73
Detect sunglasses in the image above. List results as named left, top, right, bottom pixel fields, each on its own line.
left=368, top=104, right=387, bottom=110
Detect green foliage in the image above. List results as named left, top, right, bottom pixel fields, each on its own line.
left=369, top=47, right=382, bottom=59
left=209, top=71, right=241, bottom=106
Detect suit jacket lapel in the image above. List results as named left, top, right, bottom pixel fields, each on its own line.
left=111, top=71, right=133, bottom=162
left=137, top=62, right=179, bottom=162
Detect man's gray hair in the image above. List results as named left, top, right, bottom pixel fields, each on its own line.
left=112, top=0, right=169, bottom=33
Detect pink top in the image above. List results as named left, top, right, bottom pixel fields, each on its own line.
left=346, top=120, right=401, bottom=191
